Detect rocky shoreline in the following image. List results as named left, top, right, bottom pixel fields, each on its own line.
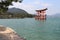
left=0, top=25, right=26, bottom=40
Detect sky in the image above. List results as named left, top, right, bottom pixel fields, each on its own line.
left=9, top=0, right=60, bottom=15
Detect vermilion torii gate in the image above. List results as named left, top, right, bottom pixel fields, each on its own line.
left=35, top=8, right=48, bottom=20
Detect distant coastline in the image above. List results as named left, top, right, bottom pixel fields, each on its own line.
left=0, top=8, right=35, bottom=19
left=0, top=13, right=35, bottom=19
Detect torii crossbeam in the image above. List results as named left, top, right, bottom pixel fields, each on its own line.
left=35, top=8, right=48, bottom=20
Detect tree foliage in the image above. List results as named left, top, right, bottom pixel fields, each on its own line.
left=0, top=0, right=23, bottom=14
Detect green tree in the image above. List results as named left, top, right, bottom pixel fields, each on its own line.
left=0, top=0, right=23, bottom=14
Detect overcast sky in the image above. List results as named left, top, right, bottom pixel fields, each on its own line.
left=9, top=0, right=60, bottom=15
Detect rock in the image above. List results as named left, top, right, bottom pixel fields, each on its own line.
left=0, top=25, right=25, bottom=40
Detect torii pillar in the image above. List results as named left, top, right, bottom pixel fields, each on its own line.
left=35, top=8, right=48, bottom=20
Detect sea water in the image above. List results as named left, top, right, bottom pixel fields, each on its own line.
left=0, top=17, right=60, bottom=40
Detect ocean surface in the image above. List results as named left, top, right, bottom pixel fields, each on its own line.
left=0, top=17, right=60, bottom=40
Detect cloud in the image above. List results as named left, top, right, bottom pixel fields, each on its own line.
left=20, top=3, right=36, bottom=14
left=33, top=1, right=40, bottom=5
left=9, top=2, right=35, bottom=14
left=41, top=3, right=52, bottom=7
left=33, top=1, right=52, bottom=7
left=9, top=0, right=52, bottom=14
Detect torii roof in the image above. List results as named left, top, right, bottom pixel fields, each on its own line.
left=36, top=8, right=48, bottom=12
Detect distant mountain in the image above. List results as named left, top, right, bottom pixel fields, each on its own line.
left=7, top=8, right=34, bottom=18
left=47, top=13, right=60, bottom=18
left=53, top=13, right=60, bottom=17
left=7, top=8, right=28, bottom=14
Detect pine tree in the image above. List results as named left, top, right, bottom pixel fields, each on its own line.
left=0, top=0, right=23, bottom=14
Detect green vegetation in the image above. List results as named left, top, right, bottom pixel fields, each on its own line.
left=0, top=0, right=23, bottom=14
left=0, top=12, right=35, bottom=19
